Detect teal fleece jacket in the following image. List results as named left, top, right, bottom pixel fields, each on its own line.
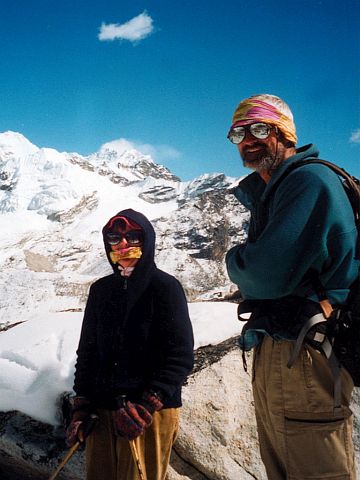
left=226, top=144, right=359, bottom=305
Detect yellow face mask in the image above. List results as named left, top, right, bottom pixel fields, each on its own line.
left=109, top=247, right=142, bottom=265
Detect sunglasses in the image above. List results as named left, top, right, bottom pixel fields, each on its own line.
left=227, top=122, right=274, bottom=145
left=106, top=230, right=144, bottom=246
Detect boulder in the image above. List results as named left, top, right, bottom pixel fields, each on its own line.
left=168, top=338, right=265, bottom=480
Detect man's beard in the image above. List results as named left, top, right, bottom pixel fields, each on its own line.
left=243, top=153, right=280, bottom=173
left=242, top=143, right=283, bottom=174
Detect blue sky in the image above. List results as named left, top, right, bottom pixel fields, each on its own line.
left=0, top=0, right=359, bottom=180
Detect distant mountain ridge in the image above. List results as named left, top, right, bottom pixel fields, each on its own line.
left=0, top=131, right=249, bottom=327
left=0, top=131, right=179, bottom=214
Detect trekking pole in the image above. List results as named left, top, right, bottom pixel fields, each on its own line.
left=48, top=414, right=99, bottom=480
left=48, top=441, right=81, bottom=480
left=129, top=439, right=147, bottom=480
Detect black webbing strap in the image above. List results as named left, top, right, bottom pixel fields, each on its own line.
left=321, top=337, right=342, bottom=414
left=287, top=312, right=342, bottom=413
left=287, top=313, right=325, bottom=368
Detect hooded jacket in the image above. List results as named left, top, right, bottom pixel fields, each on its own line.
left=226, top=144, right=359, bottom=304
left=73, top=209, right=194, bottom=409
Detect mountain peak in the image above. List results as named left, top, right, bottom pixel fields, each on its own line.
left=0, top=131, right=39, bottom=157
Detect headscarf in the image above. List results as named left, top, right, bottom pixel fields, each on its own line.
left=105, top=215, right=142, bottom=232
left=230, top=94, right=297, bottom=145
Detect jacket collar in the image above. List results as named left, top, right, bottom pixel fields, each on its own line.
left=233, top=144, right=320, bottom=207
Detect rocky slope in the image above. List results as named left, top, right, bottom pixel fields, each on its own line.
left=0, top=132, right=248, bottom=328
left=0, top=339, right=359, bottom=480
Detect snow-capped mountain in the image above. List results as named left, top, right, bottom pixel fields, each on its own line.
left=0, top=131, right=179, bottom=215
left=0, top=131, right=249, bottom=328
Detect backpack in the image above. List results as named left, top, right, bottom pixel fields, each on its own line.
left=273, top=159, right=360, bottom=387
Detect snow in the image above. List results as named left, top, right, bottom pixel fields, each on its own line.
left=189, top=302, right=241, bottom=348
left=0, top=313, right=81, bottom=425
left=0, top=131, right=39, bottom=157
left=0, top=302, right=241, bottom=425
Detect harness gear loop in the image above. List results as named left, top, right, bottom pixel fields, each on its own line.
left=287, top=308, right=343, bottom=414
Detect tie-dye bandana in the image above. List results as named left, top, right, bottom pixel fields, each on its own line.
left=231, top=98, right=297, bottom=144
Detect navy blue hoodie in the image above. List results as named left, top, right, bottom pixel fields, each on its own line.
left=74, top=209, right=194, bottom=408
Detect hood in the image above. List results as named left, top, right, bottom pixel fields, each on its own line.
left=102, top=208, right=156, bottom=281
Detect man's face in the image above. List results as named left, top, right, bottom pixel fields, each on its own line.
left=236, top=123, right=287, bottom=173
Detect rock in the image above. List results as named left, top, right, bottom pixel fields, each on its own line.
left=47, top=192, right=99, bottom=224
left=0, top=338, right=359, bottom=479
left=24, top=250, right=56, bottom=273
left=171, top=338, right=266, bottom=480
left=167, top=450, right=208, bottom=480
left=0, top=410, right=83, bottom=479
left=139, top=185, right=178, bottom=203
left=154, top=188, right=249, bottom=300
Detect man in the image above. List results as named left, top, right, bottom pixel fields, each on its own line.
left=66, top=208, right=194, bottom=480
left=225, top=94, right=359, bottom=479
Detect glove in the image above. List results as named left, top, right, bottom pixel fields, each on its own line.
left=112, top=400, right=153, bottom=440
left=65, top=396, right=95, bottom=447
left=139, top=389, right=164, bottom=414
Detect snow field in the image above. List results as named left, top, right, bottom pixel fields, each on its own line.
left=0, top=302, right=240, bottom=425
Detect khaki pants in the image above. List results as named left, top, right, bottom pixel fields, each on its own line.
left=85, top=408, right=180, bottom=480
left=252, top=336, right=356, bottom=480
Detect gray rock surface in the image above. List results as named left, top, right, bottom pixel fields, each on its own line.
left=169, top=339, right=265, bottom=480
